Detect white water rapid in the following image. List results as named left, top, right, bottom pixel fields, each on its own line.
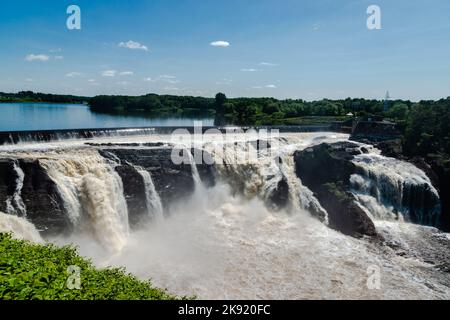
left=0, top=131, right=449, bottom=299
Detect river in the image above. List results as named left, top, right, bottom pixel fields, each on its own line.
left=0, top=102, right=213, bottom=131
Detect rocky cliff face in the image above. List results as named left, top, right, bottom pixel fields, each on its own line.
left=99, top=147, right=216, bottom=210
left=0, top=146, right=217, bottom=236
left=0, top=159, right=71, bottom=236
left=294, top=142, right=376, bottom=237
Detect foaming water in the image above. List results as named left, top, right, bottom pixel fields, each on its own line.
left=136, top=167, right=164, bottom=220
left=4, top=148, right=130, bottom=253
left=5, top=161, right=26, bottom=216
left=67, top=184, right=449, bottom=299
left=350, top=153, right=441, bottom=225
left=1, top=131, right=449, bottom=299
left=0, top=212, right=43, bottom=243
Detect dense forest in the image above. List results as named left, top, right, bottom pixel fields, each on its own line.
left=0, top=91, right=88, bottom=104
left=89, top=94, right=215, bottom=117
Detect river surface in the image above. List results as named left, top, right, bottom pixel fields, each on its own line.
left=0, top=103, right=213, bottom=131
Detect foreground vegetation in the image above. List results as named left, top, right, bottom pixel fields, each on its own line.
left=0, top=233, right=179, bottom=300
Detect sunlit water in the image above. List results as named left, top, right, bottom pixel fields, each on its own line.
left=0, top=103, right=213, bottom=131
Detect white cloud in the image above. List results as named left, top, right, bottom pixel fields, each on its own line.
left=158, top=75, right=179, bottom=84
left=119, top=71, right=134, bottom=76
left=241, top=68, right=258, bottom=72
left=25, top=78, right=34, bottom=82
left=49, top=48, right=62, bottom=53
left=66, top=72, right=82, bottom=77
left=265, top=84, right=277, bottom=88
left=25, top=54, right=50, bottom=62
left=210, top=41, right=230, bottom=47
left=313, top=23, right=320, bottom=31
left=251, top=86, right=263, bottom=89
left=88, top=79, right=96, bottom=82
left=143, top=77, right=155, bottom=82
left=54, top=56, right=64, bottom=60
left=119, top=40, right=149, bottom=51
left=102, top=70, right=117, bottom=77
left=117, top=81, right=129, bottom=86
left=260, top=62, right=277, bottom=66
left=159, top=74, right=176, bottom=79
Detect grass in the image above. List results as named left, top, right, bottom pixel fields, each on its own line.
left=0, top=233, right=183, bottom=300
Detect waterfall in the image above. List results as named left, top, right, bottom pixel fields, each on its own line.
left=0, top=211, right=42, bottom=243
left=278, top=154, right=328, bottom=221
left=202, top=136, right=329, bottom=220
left=38, top=149, right=129, bottom=252
left=136, top=167, right=164, bottom=220
left=2, top=132, right=450, bottom=299
left=350, top=153, right=441, bottom=225
left=5, top=161, right=26, bottom=216
left=186, top=149, right=202, bottom=188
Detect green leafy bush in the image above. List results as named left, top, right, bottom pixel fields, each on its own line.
left=0, top=233, right=182, bottom=300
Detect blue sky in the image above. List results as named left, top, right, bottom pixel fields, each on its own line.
left=0, top=0, right=450, bottom=101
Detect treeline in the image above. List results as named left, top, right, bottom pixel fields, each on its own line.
left=0, top=91, right=88, bottom=104
left=403, top=98, right=450, bottom=159
left=88, top=92, right=412, bottom=125
left=214, top=92, right=412, bottom=125
left=89, top=94, right=215, bottom=117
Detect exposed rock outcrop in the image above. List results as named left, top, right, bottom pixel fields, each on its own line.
left=98, top=147, right=216, bottom=210
left=0, top=159, right=71, bottom=236
left=114, top=164, right=149, bottom=227
left=294, top=142, right=376, bottom=237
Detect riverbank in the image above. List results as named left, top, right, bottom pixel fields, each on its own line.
left=0, top=232, right=180, bottom=300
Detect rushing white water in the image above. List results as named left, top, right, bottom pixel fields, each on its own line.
left=1, top=131, right=449, bottom=299
left=350, top=153, right=441, bottom=224
left=74, top=183, right=449, bottom=299
left=3, top=149, right=130, bottom=253
left=0, top=212, right=42, bottom=243
left=5, top=161, right=26, bottom=216
left=136, top=167, right=164, bottom=220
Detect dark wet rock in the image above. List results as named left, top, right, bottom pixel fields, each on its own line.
left=351, top=137, right=403, bottom=158
left=294, top=142, right=361, bottom=189
left=0, top=158, right=71, bottom=236
left=99, top=147, right=216, bottom=210
left=114, top=165, right=149, bottom=227
left=266, top=178, right=289, bottom=211
left=428, top=158, right=450, bottom=232
left=0, top=159, right=18, bottom=204
left=316, top=183, right=376, bottom=237
left=294, top=142, right=376, bottom=237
